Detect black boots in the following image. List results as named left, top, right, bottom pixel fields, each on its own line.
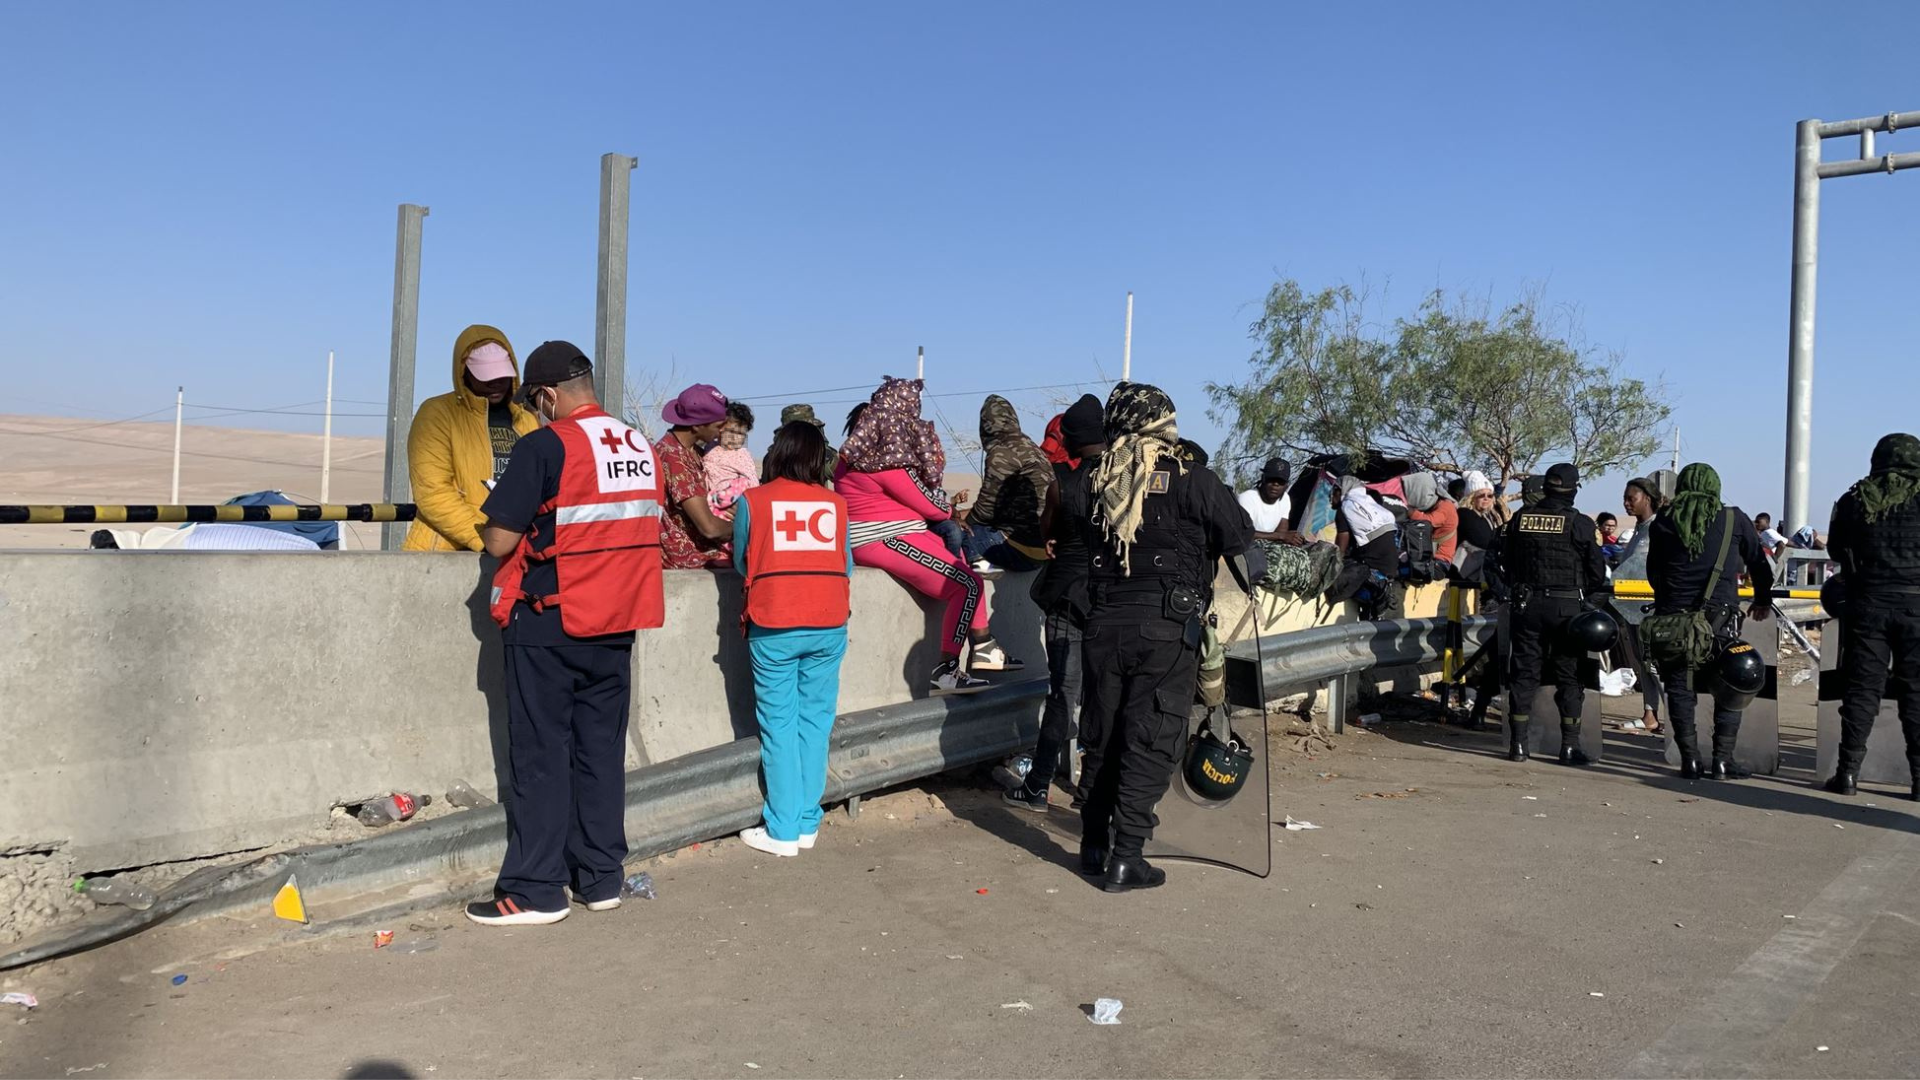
left=1508, top=718, right=1531, bottom=762
left=1102, top=855, right=1166, bottom=894
left=1709, top=757, right=1752, bottom=780
left=1706, top=720, right=1748, bottom=780
left=1558, top=722, right=1591, bottom=767
left=1079, top=842, right=1108, bottom=876
left=1678, top=745, right=1705, bottom=780
left=1823, top=770, right=1859, bottom=796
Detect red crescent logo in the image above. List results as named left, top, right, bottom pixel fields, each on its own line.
left=807, top=508, right=834, bottom=543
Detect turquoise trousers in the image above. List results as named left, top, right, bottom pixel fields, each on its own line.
left=749, top=625, right=848, bottom=842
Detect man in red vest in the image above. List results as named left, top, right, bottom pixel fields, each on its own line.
left=468, top=341, right=664, bottom=926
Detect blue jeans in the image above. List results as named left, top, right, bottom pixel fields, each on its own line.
left=749, top=626, right=849, bottom=842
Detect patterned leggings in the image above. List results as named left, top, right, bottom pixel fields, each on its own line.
left=853, top=530, right=988, bottom=656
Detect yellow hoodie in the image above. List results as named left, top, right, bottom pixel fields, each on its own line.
left=401, top=325, right=541, bottom=552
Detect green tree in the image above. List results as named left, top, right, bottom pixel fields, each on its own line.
left=1207, top=279, right=1670, bottom=491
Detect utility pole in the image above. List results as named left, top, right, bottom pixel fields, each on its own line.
left=1121, top=291, right=1134, bottom=383
left=321, top=351, right=335, bottom=504
left=382, top=203, right=428, bottom=550
left=1671, top=428, right=1680, bottom=472
left=1783, top=108, right=1920, bottom=532
left=916, top=345, right=925, bottom=381
left=595, top=153, right=638, bottom=419
left=170, top=387, right=184, bottom=505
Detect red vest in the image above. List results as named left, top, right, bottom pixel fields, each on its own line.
left=742, top=478, right=850, bottom=629
left=490, top=405, right=665, bottom=636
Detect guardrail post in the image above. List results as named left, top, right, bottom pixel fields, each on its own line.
left=1325, top=672, right=1351, bottom=734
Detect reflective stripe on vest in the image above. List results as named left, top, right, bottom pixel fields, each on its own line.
left=556, top=498, right=661, bottom=526
left=742, top=478, right=850, bottom=630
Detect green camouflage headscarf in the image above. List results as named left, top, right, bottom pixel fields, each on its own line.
left=1857, top=433, right=1920, bottom=522
left=1669, top=462, right=1722, bottom=557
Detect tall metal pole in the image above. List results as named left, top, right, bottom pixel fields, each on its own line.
left=916, top=345, right=925, bottom=381
left=383, top=203, right=428, bottom=550
left=1121, top=291, right=1134, bottom=383
left=321, top=350, right=335, bottom=504
left=595, top=153, right=638, bottom=420
left=170, top=386, right=183, bottom=505
left=1784, top=119, right=1822, bottom=534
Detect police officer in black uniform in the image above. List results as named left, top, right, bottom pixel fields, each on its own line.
left=1502, top=463, right=1608, bottom=765
left=1073, top=382, right=1252, bottom=893
left=1823, top=433, right=1920, bottom=799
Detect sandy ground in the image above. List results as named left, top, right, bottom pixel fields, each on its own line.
left=5, top=690, right=1918, bottom=1080
left=0, top=415, right=387, bottom=550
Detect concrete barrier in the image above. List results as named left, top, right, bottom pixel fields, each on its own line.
left=0, top=552, right=1041, bottom=872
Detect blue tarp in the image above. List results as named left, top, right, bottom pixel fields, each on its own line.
left=224, top=490, right=339, bottom=549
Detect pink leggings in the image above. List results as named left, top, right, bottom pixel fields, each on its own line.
left=854, top=531, right=988, bottom=656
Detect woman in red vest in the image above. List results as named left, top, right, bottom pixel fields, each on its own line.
left=732, top=420, right=854, bottom=857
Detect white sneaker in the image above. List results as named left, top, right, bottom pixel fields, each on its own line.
left=571, top=891, right=622, bottom=912
left=798, top=832, right=817, bottom=850
left=739, top=826, right=799, bottom=857
left=967, top=640, right=1025, bottom=673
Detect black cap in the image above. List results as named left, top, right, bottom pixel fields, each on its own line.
left=519, top=340, right=592, bottom=397
left=1545, top=462, right=1580, bottom=494
left=1260, top=458, right=1291, bottom=485
left=1060, top=393, right=1105, bottom=449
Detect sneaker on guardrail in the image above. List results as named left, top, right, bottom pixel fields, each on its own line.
left=967, top=639, right=1024, bottom=673
left=932, top=658, right=991, bottom=695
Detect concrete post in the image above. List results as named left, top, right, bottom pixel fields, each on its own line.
left=1783, top=120, right=1821, bottom=535
left=595, top=154, right=638, bottom=421
left=383, top=204, right=428, bottom=551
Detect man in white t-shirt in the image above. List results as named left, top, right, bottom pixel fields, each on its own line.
left=1237, top=458, right=1300, bottom=543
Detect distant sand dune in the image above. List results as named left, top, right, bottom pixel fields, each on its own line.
left=0, top=415, right=387, bottom=549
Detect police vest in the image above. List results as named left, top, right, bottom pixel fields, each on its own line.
left=1087, top=457, right=1209, bottom=595
left=741, top=478, right=850, bottom=629
left=489, top=405, right=664, bottom=636
left=1840, top=490, right=1920, bottom=592
left=1511, top=507, right=1583, bottom=591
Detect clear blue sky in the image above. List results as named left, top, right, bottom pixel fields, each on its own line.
left=4, top=2, right=1917, bottom=525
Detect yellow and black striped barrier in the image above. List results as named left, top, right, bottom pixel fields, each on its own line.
left=0, top=504, right=417, bottom=526
left=1607, top=579, right=1822, bottom=602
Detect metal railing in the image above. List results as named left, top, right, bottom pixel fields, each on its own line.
left=0, top=613, right=1485, bottom=968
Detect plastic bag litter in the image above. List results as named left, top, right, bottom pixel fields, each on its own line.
left=1598, top=667, right=1638, bottom=697
left=1089, top=998, right=1123, bottom=1025
left=1282, top=816, right=1322, bottom=831
left=1, top=992, right=36, bottom=1009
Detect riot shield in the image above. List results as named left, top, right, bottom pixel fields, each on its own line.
left=1141, top=702, right=1272, bottom=877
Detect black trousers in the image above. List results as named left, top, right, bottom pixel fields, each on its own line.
left=1507, top=595, right=1585, bottom=722
left=496, top=642, right=633, bottom=909
left=1024, top=607, right=1085, bottom=792
left=1664, top=667, right=1742, bottom=758
left=1837, top=596, right=1920, bottom=771
left=1077, top=617, right=1199, bottom=858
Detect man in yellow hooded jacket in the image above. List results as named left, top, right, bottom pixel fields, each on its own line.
left=403, top=325, right=543, bottom=552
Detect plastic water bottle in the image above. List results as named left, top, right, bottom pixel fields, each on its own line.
left=357, top=792, right=431, bottom=826
left=445, top=780, right=494, bottom=810
left=622, top=872, right=657, bottom=900
left=74, top=877, right=156, bottom=911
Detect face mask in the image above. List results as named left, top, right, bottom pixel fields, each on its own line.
left=533, top=390, right=556, bottom=425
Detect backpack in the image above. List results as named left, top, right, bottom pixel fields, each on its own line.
left=1257, top=539, right=1342, bottom=601
left=1398, top=519, right=1442, bottom=585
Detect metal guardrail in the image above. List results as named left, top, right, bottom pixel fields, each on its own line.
left=1, top=615, right=1470, bottom=969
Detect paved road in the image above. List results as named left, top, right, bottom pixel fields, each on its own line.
left=7, top=707, right=1919, bottom=1079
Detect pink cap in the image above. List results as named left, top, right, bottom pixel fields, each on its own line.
left=464, top=342, right=516, bottom=382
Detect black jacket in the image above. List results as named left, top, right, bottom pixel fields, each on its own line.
left=1827, top=487, right=1920, bottom=595
left=1502, top=494, right=1608, bottom=596
left=1081, top=453, right=1253, bottom=615
left=1031, top=456, right=1096, bottom=619
left=1647, top=507, right=1774, bottom=615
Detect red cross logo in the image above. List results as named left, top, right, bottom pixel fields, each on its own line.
left=775, top=509, right=809, bottom=544
left=599, top=428, right=626, bottom=454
